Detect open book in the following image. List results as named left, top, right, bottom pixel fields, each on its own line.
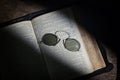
left=0, top=7, right=112, bottom=80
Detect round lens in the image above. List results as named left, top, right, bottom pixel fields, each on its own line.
left=64, top=38, right=80, bottom=51
left=42, top=33, right=59, bottom=46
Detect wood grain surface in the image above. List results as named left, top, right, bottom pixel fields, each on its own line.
left=0, top=0, right=117, bottom=80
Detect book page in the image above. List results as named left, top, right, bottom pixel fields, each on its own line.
left=32, top=8, right=94, bottom=80
left=72, top=8, right=106, bottom=70
left=0, top=21, right=50, bottom=80
left=79, top=27, right=106, bottom=70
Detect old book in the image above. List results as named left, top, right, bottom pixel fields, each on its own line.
left=0, top=7, right=112, bottom=80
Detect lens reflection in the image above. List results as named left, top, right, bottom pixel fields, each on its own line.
left=64, top=38, right=80, bottom=51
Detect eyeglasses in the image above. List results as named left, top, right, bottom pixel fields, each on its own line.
left=39, top=31, right=80, bottom=52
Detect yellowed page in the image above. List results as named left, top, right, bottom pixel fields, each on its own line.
left=32, top=8, right=94, bottom=80
left=79, top=27, right=106, bottom=70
